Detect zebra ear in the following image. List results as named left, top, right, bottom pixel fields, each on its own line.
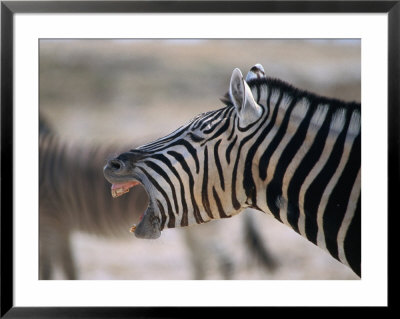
left=245, top=63, right=266, bottom=82
left=229, top=68, right=262, bottom=128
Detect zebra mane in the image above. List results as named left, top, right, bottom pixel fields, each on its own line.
left=250, top=77, right=361, bottom=110
left=220, top=76, right=360, bottom=112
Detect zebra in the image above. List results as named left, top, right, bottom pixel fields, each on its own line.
left=39, top=116, right=148, bottom=279
left=103, top=63, right=361, bottom=277
left=39, top=114, right=276, bottom=279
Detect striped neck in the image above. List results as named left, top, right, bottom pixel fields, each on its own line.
left=242, top=78, right=361, bottom=274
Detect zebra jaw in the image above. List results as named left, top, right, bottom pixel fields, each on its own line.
left=111, top=181, right=141, bottom=198
left=133, top=201, right=161, bottom=239
left=109, top=179, right=161, bottom=239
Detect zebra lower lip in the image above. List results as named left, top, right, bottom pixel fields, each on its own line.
left=134, top=201, right=161, bottom=239
left=111, top=181, right=141, bottom=198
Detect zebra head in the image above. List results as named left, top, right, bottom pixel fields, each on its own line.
left=103, top=64, right=267, bottom=239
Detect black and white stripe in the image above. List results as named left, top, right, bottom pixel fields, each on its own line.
left=40, top=115, right=276, bottom=279
left=104, top=64, right=361, bottom=276
left=39, top=118, right=149, bottom=279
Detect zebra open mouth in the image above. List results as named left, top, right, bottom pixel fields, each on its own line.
left=103, top=154, right=162, bottom=239
left=111, top=181, right=141, bottom=198
left=107, top=177, right=161, bottom=239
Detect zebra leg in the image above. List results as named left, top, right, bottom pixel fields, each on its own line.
left=39, top=213, right=78, bottom=280
left=39, top=234, right=53, bottom=280
left=182, top=228, right=208, bottom=280
left=182, top=223, right=236, bottom=280
left=212, top=244, right=234, bottom=280
left=243, top=211, right=278, bottom=272
left=39, top=214, right=57, bottom=280
left=56, top=230, right=77, bottom=280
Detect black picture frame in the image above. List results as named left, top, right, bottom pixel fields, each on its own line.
left=1, top=1, right=396, bottom=317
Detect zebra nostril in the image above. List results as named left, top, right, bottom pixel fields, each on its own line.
left=109, top=159, right=123, bottom=171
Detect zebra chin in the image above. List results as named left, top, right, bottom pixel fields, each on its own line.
left=134, top=202, right=161, bottom=239
left=103, top=163, right=161, bottom=239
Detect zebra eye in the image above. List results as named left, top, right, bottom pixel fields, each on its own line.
left=187, top=132, right=204, bottom=143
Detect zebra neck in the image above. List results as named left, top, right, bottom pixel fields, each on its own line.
left=244, top=89, right=361, bottom=273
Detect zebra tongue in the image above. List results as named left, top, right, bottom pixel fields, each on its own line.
left=111, top=181, right=140, bottom=198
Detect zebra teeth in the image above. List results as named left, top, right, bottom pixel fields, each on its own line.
left=111, top=187, right=130, bottom=198
left=129, top=224, right=137, bottom=233
left=110, top=181, right=141, bottom=198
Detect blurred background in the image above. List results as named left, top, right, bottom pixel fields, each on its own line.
left=39, top=39, right=360, bottom=280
